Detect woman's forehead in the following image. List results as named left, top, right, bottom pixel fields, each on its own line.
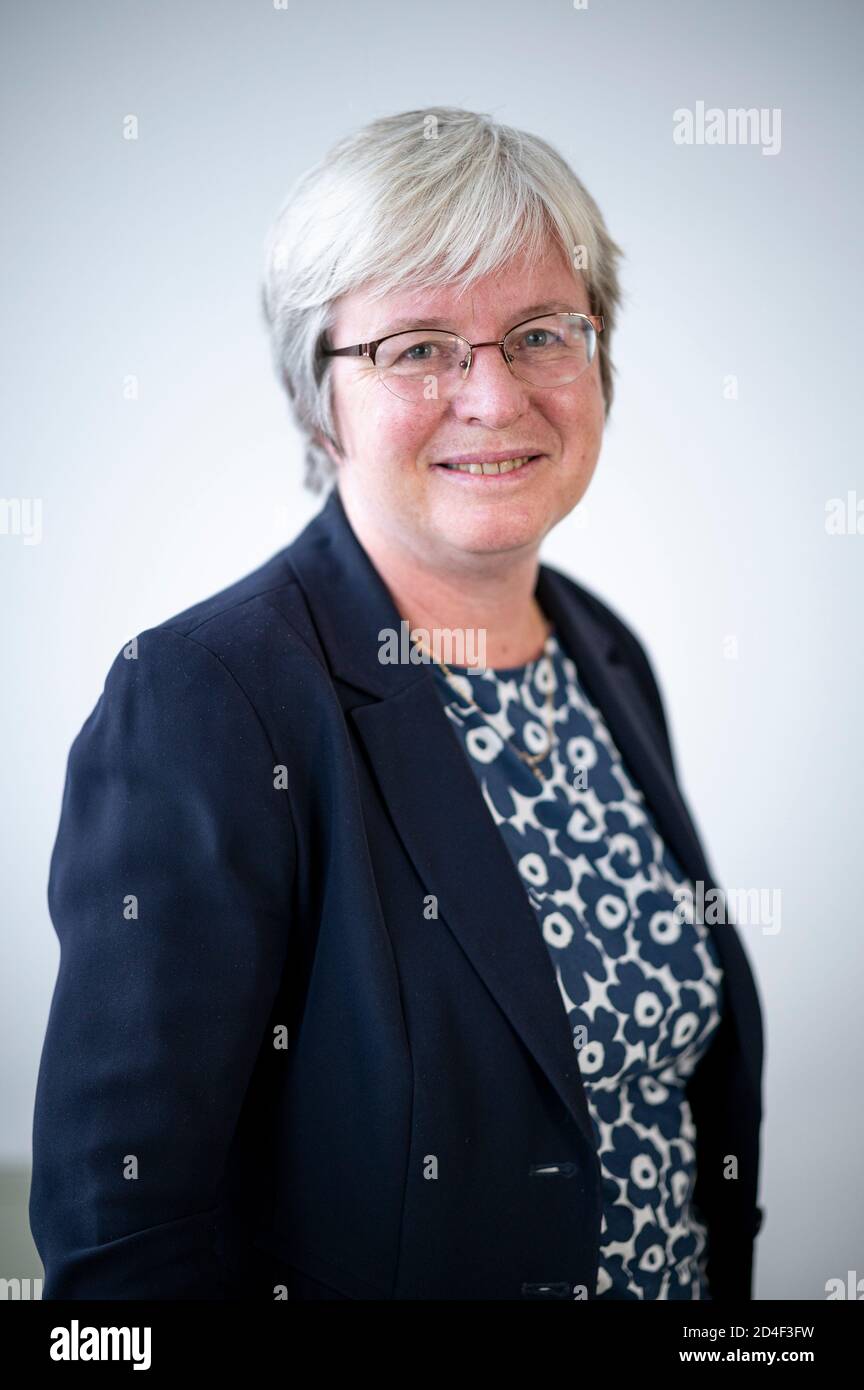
left=333, top=253, right=588, bottom=338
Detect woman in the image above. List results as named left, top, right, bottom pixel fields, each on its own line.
left=31, top=107, right=764, bottom=1301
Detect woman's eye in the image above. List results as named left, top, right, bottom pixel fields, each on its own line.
left=520, top=330, right=559, bottom=348
left=403, top=342, right=437, bottom=361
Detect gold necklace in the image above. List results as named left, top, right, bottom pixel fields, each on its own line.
left=419, top=636, right=558, bottom=782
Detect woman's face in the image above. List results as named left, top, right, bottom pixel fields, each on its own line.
left=321, top=237, right=605, bottom=565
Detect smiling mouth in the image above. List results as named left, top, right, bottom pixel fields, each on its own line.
left=435, top=455, right=542, bottom=476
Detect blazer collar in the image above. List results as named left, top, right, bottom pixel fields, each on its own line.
left=285, top=487, right=762, bottom=1130
left=287, top=487, right=712, bottom=884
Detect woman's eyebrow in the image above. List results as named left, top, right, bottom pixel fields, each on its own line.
left=379, top=302, right=571, bottom=335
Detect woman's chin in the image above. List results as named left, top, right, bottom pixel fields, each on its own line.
left=430, top=510, right=549, bottom=556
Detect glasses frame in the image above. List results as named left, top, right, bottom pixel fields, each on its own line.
left=320, top=311, right=605, bottom=391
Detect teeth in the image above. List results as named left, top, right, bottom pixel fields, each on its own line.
left=442, top=456, right=532, bottom=475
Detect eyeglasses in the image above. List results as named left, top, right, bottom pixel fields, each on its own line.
left=321, top=311, right=604, bottom=403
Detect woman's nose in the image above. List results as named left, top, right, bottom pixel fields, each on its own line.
left=448, top=343, right=530, bottom=424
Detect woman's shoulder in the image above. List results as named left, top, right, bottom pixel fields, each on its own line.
left=82, top=544, right=336, bottom=760
left=152, top=544, right=322, bottom=666
left=540, top=560, right=655, bottom=670
left=540, top=560, right=678, bottom=774
left=127, top=536, right=336, bottom=690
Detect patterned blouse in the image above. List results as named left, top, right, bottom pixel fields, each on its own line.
left=429, top=627, right=725, bottom=1300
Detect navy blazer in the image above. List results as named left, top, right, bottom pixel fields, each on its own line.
left=31, top=485, right=765, bottom=1301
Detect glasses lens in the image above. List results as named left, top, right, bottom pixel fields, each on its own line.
left=504, top=314, right=596, bottom=387
left=375, top=330, right=467, bottom=401
left=373, top=314, right=597, bottom=401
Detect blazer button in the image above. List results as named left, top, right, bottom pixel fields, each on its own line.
left=521, top=1281, right=573, bottom=1299
left=528, top=1161, right=579, bottom=1177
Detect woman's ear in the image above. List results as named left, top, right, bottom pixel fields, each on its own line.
left=314, top=428, right=344, bottom=470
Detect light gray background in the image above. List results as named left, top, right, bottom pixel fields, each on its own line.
left=2, top=0, right=861, bottom=1300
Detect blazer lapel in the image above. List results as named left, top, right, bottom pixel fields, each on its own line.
left=349, top=682, right=600, bottom=1153
left=534, top=568, right=716, bottom=891
left=284, top=488, right=759, bottom=1136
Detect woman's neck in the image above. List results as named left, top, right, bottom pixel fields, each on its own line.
left=344, top=501, right=550, bottom=669
left=393, top=583, right=550, bottom=669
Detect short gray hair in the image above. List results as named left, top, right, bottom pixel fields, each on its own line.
left=260, top=106, right=624, bottom=495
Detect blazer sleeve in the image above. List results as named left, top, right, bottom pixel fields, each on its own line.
left=30, top=625, right=295, bottom=1298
